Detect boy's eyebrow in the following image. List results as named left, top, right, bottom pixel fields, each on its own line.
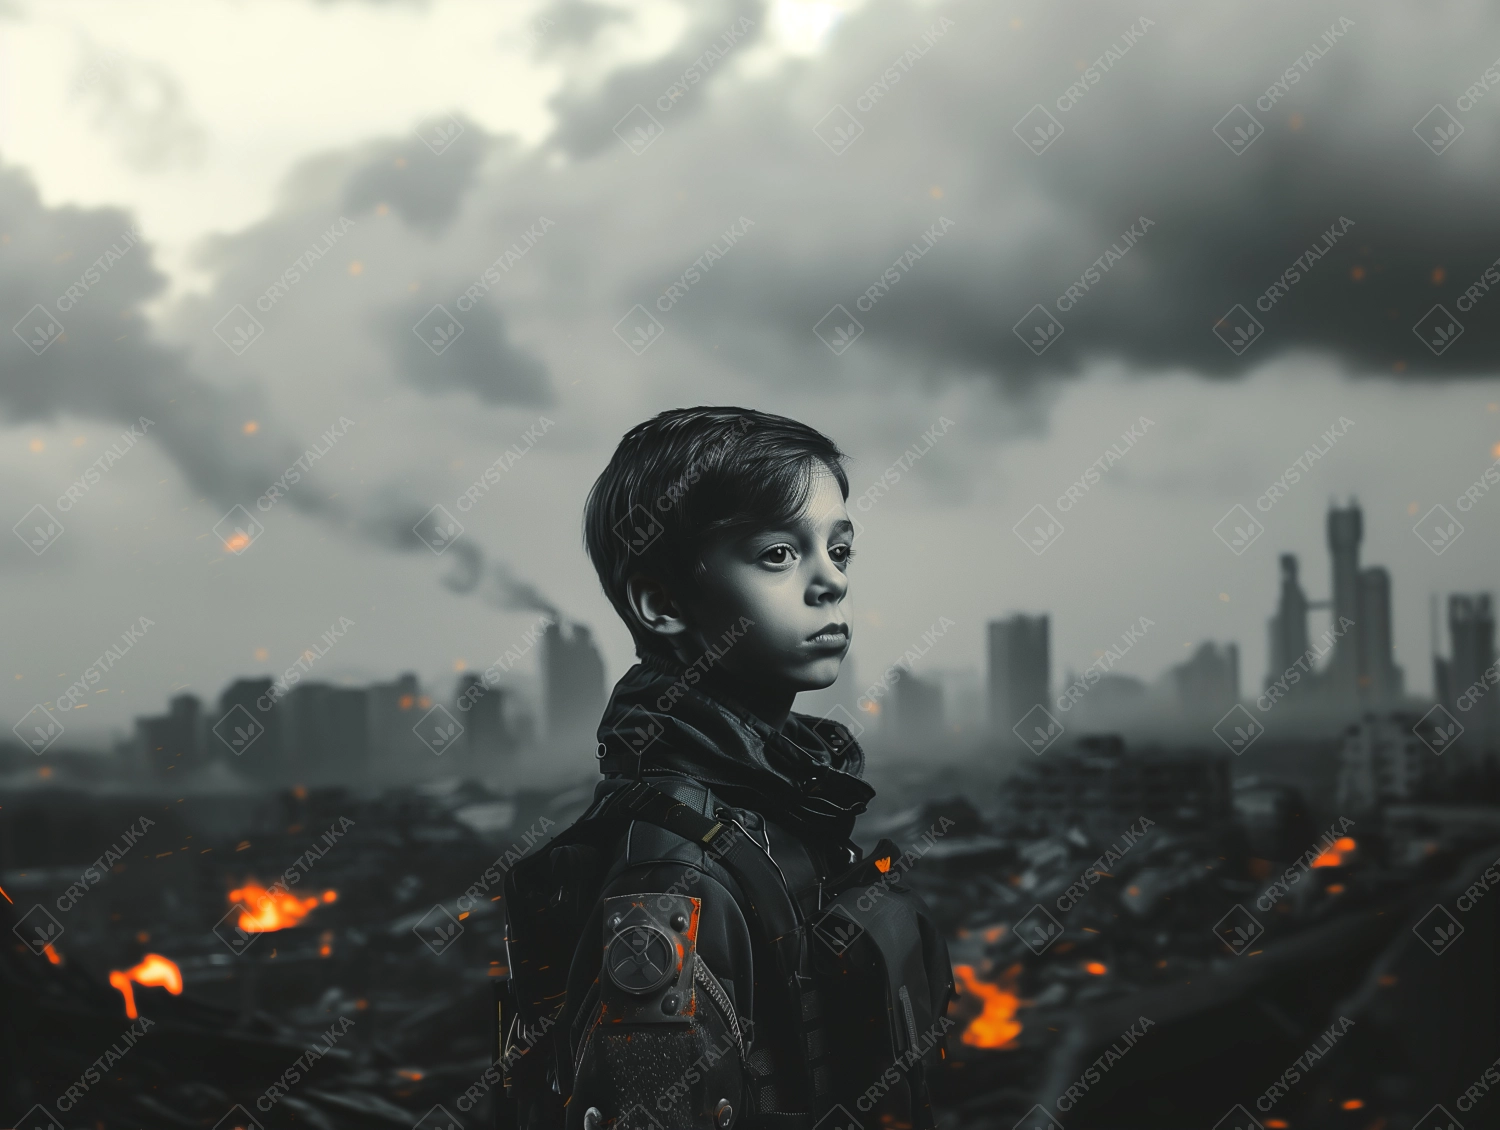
left=829, top=517, right=853, bottom=537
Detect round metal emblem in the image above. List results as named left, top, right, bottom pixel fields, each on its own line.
left=604, top=924, right=676, bottom=995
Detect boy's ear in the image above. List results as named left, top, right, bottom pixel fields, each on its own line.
left=624, top=574, right=692, bottom=640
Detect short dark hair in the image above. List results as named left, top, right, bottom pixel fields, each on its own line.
left=583, top=406, right=850, bottom=659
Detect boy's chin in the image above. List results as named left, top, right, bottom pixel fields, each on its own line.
left=789, top=654, right=846, bottom=691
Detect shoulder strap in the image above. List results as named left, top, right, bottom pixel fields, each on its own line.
left=586, top=778, right=838, bottom=1113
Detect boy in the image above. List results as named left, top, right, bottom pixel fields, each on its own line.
left=503, top=407, right=953, bottom=1130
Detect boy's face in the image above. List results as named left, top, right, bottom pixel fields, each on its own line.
left=680, top=465, right=854, bottom=703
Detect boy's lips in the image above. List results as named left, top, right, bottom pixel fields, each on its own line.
left=805, top=623, right=850, bottom=647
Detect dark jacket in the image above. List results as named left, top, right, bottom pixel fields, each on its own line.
left=559, top=651, right=935, bottom=1130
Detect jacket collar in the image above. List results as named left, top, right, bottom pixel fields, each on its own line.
left=595, top=649, right=875, bottom=846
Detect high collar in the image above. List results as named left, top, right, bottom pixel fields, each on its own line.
left=595, top=650, right=875, bottom=847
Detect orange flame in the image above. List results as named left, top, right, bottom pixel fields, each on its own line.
left=228, top=881, right=335, bottom=932
left=108, top=953, right=182, bottom=1018
left=222, top=532, right=251, bottom=553
left=43, top=942, right=63, bottom=965
left=1312, top=836, right=1356, bottom=868
left=954, top=963, right=1022, bottom=1049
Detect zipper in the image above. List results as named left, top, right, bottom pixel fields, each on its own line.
left=898, top=984, right=920, bottom=1054
left=693, top=956, right=745, bottom=1060
left=571, top=996, right=604, bottom=1086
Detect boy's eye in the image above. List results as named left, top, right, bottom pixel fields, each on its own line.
left=829, top=542, right=854, bottom=565
left=761, top=544, right=795, bottom=565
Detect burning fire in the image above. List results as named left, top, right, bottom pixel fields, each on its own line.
left=228, top=882, right=337, bottom=933
left=1311, top=836, right=1356, bottom=868
left=109, top=953, right=183, bottom=1019
left=222, top=531, right=252, bottom=553
left=953, top=963, right=1022, bottom=1049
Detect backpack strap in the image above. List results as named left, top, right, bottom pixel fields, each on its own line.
left=586, top=777, right=839, bottom=1114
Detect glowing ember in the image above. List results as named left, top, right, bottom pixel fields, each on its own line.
left=227, top=881, right=334, bottom=932
left=874, top=856, right=892, bottom=873
left=43, top=942, right=63, bottom=965
left=953, top=963, right=1022, bottom=1049
left=1341, top=1099, right=1364, bottom=1110
left=222, top=532, right=252, bottom=553
left=1084, top=961, right=1107, bottom=975
left=108, top=953, right=182, bottom=1018
left=1312, top=836, right=1356, bottom=868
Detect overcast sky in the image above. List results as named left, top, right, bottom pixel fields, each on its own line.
left=4, top=0, right=1500, bottom=748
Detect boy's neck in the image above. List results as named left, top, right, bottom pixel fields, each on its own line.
left=645, top=648, right=795, bottom=733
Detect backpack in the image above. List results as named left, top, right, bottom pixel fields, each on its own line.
left=493, top=777, right=955, bottom=1130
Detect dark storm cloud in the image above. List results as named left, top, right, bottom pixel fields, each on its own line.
left=387, top=297, right=551, bottom=405
left=342, top=116, right=491, bottom=237
left=523, top=0, right=1500, bottom=387
left=0, top=162, right=333, bottom=524
left=536, top=0, right=629, bottom=53
left=545, top=0, right=767, bottom=159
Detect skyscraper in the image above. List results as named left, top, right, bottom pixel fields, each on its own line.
left=1171, top=642, right=1239, bottom=719
left=543, top=621, right=606, bottom=748
left=1266, top=554, right=1311, bottom=693
left=891, top=671, right=944, bottom=742
left=1447, top=594, right=1498, bottom=756
left=456, top=672, right=511, bottom=767
left=1326, top=500, right=1363, bottom=703
left=1356, top=566, right=1402, bottom=702
left=988, top=614, right=1049, bottom=739
left=137, top=692, right=203, bottom=777
left=283, top=683, right=369, bottom=784
left=213, top=677, right=284, bottom=778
